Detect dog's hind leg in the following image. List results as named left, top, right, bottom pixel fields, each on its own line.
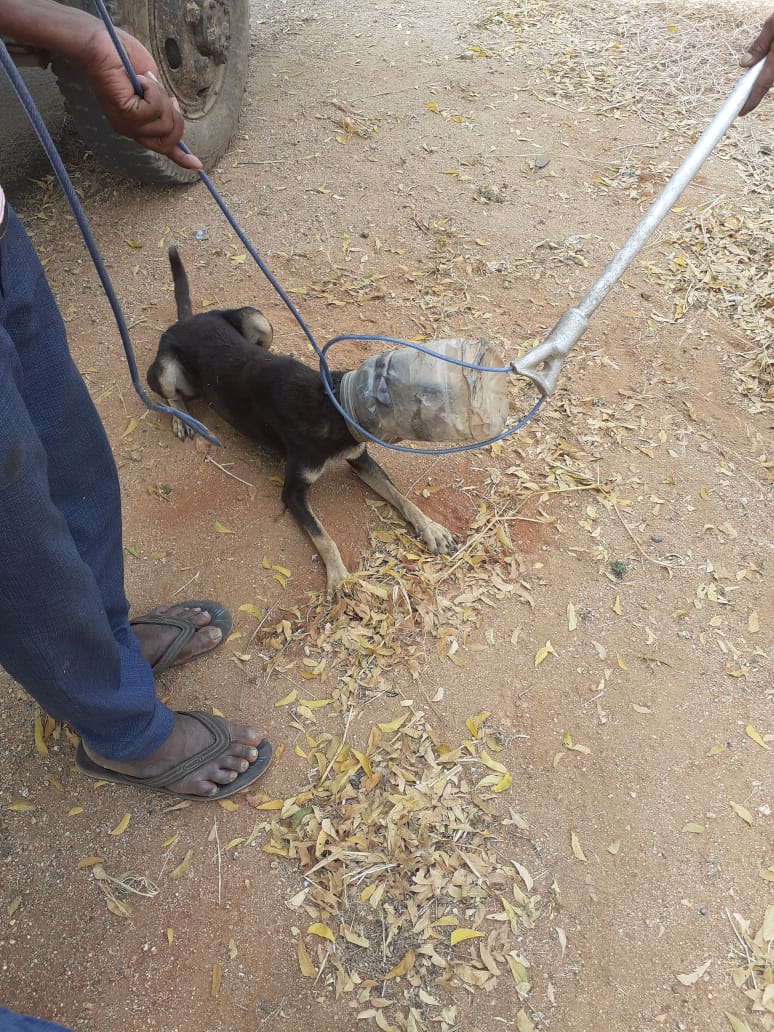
left=282, top=462, right=348, bottom=593
left=147, top=353, right=198, bottom=440
left=347, top=448, right=457, bottom=556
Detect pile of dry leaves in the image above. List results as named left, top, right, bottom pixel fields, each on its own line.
left=252, top=709, right=555, bottom=1032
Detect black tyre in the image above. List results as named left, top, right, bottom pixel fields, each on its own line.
left=51, top=0, right=250, bottom=184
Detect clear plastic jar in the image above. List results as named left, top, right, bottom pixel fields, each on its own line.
left=338, top=338, right=509, bottom=443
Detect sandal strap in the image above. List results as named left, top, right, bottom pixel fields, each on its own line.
left=129, top=612, right=196, bottom=673
left=136, top=711, right=231, bottom=788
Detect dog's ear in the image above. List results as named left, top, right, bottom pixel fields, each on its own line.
left=222, top=307, right=274, bottom=350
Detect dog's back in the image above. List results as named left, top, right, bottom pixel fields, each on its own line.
left=149, top=247, right=354, bottom=459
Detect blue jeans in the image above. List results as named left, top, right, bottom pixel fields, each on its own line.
left=0, top=1006, right=71, bottom=1031
left=0, top=204, right=173, bottom=760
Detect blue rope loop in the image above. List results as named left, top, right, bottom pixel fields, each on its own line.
left=1, top=1, right=547, bottom=455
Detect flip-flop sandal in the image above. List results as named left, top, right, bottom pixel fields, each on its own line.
left=75, top=710, right=272, bottom=801
left=130, top=599, right=232, bottom=674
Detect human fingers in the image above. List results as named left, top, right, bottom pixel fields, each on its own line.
left=738, top=51, right=774, bottom=115
left=739, top=14, right=774, bottom=114
left=131, top=74, right=202, bottom=168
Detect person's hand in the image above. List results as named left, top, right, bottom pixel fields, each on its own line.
left=80, top=25, right=202, bottom=170
left=739, top=12, right=774, bottom=115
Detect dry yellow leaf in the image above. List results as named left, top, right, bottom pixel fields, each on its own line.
left=214, top=521, right=234, bottom=534
left=7, top=801, right=36, bottom=813
left=211, top=963, right=222, bottom=998
left=34, top=714, right=49, bottom=757
left=506, top=954, right=529, bottom=985
left=377, top=714, right=409, bottom=733
left=612, top=595, right=622, bottom=615
left=567, top=602, right=577, bottom=631
left=676, top=959, right=711, bottom=986
left=105, top=896, right=132, bottom=918
left=479, top=751, right=508, bottom=775
left=297, top=938, right=317, bottom=978
left=167, top=928, right=174, bottom=945
left=67, top=807, right=84, bottom=817
left=110, top=813, right=131, bottom=836
left=725, top=1014, right=752, bottom=1032
left=170, top=849, right=193, bottom=879
left=238, top=603, right=261, bottom=619
left=342, top=925, right=370, bottom=948
left=450, top=928, right=483, bottom=945
left=217, top=799, right=239, bottom=812
left=352, top=749, right=373, bottom=778
left=570, top=831, right=587, bottom=861
left=730, top=801, right=753, bottom=825
left=681, top=823, right=705, bottom=834
left=748, top=611, right=759, bottom=633
left=516, top=1008, right=536, bottom=1032
left=77, top=856, right=103, bottom=868
left=759, top=904, right=774, bottom=941
left=534, top=641, right=556, bottom=667
left=745, top=725, right=770, bottom=750
left=385, top=949, right=416, bottom=980
left=275, top=689, right=297, bottom=707
left=307, top=922, right=335, bottom=942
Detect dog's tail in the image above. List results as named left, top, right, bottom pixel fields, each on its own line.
left=168, top=245, right=193, bottom=321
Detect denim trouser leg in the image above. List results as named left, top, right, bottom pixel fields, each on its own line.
left=0, top=1006, right=72, bottom=1031
left=0, top=206, right=173, bottom=760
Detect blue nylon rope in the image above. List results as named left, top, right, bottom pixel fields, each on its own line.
left=2, top=3, right=546, bottom=455
left=0, top=35, right=220, bottom=445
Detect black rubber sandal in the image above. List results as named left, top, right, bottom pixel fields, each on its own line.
left=130, top=599, right=232, bottom=674
left=74, top=710, right=272, bottom=801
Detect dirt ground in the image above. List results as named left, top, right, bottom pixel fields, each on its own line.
left=1, top=1, right=772, bottom=1031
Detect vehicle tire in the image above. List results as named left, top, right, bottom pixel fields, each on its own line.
left=51, top=0, right=250, bottom=184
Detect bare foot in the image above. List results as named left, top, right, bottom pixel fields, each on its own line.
left=83, top=713, right=264, bottom=797
left=131, top=604, right=225, bottom=669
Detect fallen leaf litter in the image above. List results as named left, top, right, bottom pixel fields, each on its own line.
left=6, top=1, right=773, bottom=1030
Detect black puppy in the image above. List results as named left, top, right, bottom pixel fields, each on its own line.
left=147, top=247, right=456, bottom=592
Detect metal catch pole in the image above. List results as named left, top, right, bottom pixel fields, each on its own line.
left=512, top=59, right=766, bottom=396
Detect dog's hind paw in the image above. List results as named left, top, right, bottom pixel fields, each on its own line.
left=172, top=414, right=194, bottom=440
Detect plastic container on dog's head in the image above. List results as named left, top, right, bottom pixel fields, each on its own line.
left=338, top=338, right=509, bottom=444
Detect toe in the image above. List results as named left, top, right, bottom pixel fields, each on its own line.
left=209, top=766, right=240, bottom=786
left=229, top=724, right=263, bottom=747
left=183, top=625, right=223, bottom=660
left=168, top=604, right=211, bottom=627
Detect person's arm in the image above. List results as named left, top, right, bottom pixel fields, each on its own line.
left=0, top=0, right=201, bottom=169
left=739, top=12, right=774, bottom=115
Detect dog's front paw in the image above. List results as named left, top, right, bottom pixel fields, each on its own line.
left=420, top=520, right=457, bottom=556
left=326, top=560, right=350, bottom=596
left=172, top=414, right=194, bottom=440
